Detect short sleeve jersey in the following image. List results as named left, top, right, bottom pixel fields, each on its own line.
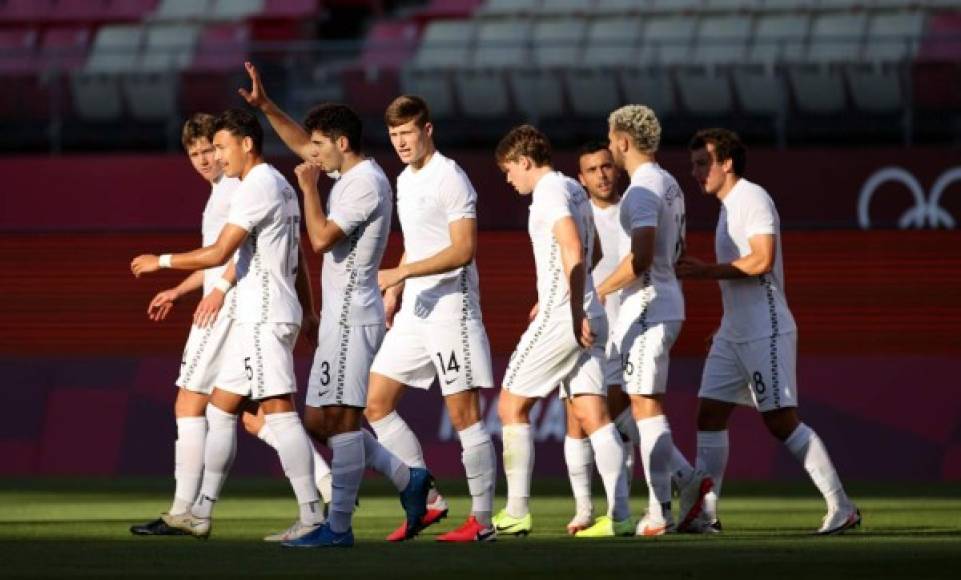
left=323, top=159, right=393, bottom=326
left=715, top=178, right=796, bottom=342
left=617, top=162, right=686, bottom=324
left=395, top=151, right=482, bottom=323
left=528, top=171, right=605, bottom=320
left=591, top=199, right=626, bottom=326
left=201, top=175, right=241, bottom=295
left=226, top=163, right=303, bottom=324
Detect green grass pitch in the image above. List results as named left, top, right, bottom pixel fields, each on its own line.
left=1, top=478, right=959, bottom=579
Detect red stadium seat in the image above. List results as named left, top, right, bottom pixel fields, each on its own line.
left=41, top=27, right=91, bottom=72
left=189, top=23, right=250, bottom=72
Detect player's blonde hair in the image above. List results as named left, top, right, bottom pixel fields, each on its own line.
left=608, top=105, right=661, bottom=154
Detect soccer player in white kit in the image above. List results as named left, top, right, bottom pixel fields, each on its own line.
left=677, top=128, right=860, bottom=535
left=492, top=125, right=632, bottom=539
left=237, top=64, right=433, bottom=546
left=597, top=106, right=712, bottom=536
left=562, top=140, right=641, bottom=535
left=129, top=113, right=243, bottom=536
left=369, top=95, right=498, bottom=542
left=131, top=109, right=324, bottom=539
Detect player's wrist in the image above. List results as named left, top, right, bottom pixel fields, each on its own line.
left=158, top=254, right=173, bottom=268
left=214, top=278, right=233, bottom=294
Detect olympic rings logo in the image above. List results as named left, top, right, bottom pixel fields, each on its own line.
left=858, top=166, right=961, bottom=229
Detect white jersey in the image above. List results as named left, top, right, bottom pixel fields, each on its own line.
left=591, top=199, right=625, bottom=326
left=395, top=151, right=482, bottom=323
left=714, top=178, right=796, bottom=342
left=323, top=159, right=393, bottom=326
left=617, top=162, right=686, bottom=325
left=226, top=163, right=303, bottom=324
left=201, top=175, right=241, bottom=295
left=528, top=171, right=604, bottom=320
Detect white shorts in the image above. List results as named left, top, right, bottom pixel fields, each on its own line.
left=602, top=339, right=623, bottom=387
left=217, top=322, right=300, bottom=401
left=306, top=320, right=385, bottom=408
left=175, top=314, right=233, bottom=395
left=505, top=314, right=608, bottom=400
left=698, top=331, right=798, bottom=412
left=370, top=315, right=494, bottom=395
left=613, top=319, right=682, bottom=396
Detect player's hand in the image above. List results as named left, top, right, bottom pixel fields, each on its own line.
left=598, top=292, right=607, bottom=306
left=147, top=288, right=180, bottom=321
left=573, top=312, right=596, bottom=349
left=238, top=61, right=270, bottom=110
left=131, top=254, right=160, bottom=277
left=301, top=313, right=320, bottom=347
left=676, top=255, right=709, bottom=279
left=383, top=288, right=400, bottom=329
left=528, top=302, right=539, bottom=322
left=705, top=327, right=718, bottom=352
left=294, top=162, right=322, bottom=193
left=378, top=267, right=407, bottom=292
left=193, top=289, right=225, bottom=328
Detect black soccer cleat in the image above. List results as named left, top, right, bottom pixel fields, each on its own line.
left=130, top=516, right=189, bottom=536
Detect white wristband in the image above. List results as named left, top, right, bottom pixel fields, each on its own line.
left=158, top=254, right=172, bottom=268
left=214, top=278, right=232, bottom=293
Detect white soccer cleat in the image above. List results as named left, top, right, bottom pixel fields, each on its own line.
left=635, top=510, right=676, bottom=537
left=565, top=508, right=594, bottom=535
left=263, top=519, right=324, bottom=542
left=676, top=469, right=714, bottom=532
left=161, top=512, right=211, bottom=539
left=816, top=504, right=861, bottom=535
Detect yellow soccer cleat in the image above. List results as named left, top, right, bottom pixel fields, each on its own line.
left=492, top=509, right=532, bottom=536
left=574, top=515, right=634, bottom=538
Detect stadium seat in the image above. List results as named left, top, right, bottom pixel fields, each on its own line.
left=594, top=0, right=651, bottom=16
left=404, top=19, right=475, bottom=118
left=649, top=0, right=704, bottom=14
left=122, top=72, right=178, bottom=120
left=70, top=72, right=124, bottom=120
left=139, top=24, right=200, bottom=72
left=189, top=23, right=249, bottom=72
left=209, top=0, right=264, bottom=21
left=456, top=19, right=529, bottom=117
left=507, top=18, right=584, bottom=121
left=703, top=0, right=761, bottom=12
left=41, top=27, right=92, bottom=72
left=760, top=0, right=817, bottom=12
left=401, top=70, right=457, bottom=118
left=84, top=25, right=144, bottom=73
left=340, top=20, right=417, bottom=116
left=565, top=16, right=639, bottom=116
left=620, top=68, right=677, bottom=115
left=259, top=0, right=318, bottom=18
left=847, top=10, right=926, bottom=113
left=103, top=0, right=160, bottom=22
left=0, top=0, right=55, bottom=23
left=732, top=13, right=807, bottom=114
left=535, top=0, right=592, bottom=16
left=151, top=0, right=212, bottom=21
left=676, top=15, right=751, bottom=114
left=0, top=27, right=37, bottom=74
left=477, top=0, right=539, bottom=17
left=411, top=0, right=483, bottom=22
left=789, top=11, right=867, bottom=114
left=638, top=16, right=697, bottom=66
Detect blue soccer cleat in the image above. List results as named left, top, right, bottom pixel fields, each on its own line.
left=398, top=467, right=433, bottom=540
left=282, top=522, right=354, bottom=548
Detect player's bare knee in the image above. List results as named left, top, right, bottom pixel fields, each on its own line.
left=630, top=394, right=663, bottom=420
left=762, top=408, right=800, bottom=441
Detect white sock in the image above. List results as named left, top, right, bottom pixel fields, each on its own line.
left=264, top=412, right=323, bottom=525
left=501, top=423, right=533, bottom=518
left=257, top=423, right=332, bottom=503
left=171, top=416, right=206, bottom=515
left=670, top=445, right=694, bottom=485
left=362, top=429, right=410, bottom=491
left=458, top=421, right=496, bottom=525
left=564, top=436, right=594, bottom=515
left=369, top=411, right=426, bottom=468
left=613, top=407, right=640, bottom=445
left=328, top=431, right=365, bottom=533
left=637, top=415, right=674, bottom=514
left=589, top=423, right=630, bottom=521
left=696, top=429, right=729, bottom=520
left=192, top=405, right=237, bottom=519
left=784, top=423, right=850, bottom=511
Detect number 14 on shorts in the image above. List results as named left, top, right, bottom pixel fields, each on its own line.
left=436, top=351, right=460, bottom=385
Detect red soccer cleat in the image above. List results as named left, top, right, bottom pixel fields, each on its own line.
left=386, top=504, right=449, bottom=542
left=436, top=516, right=496, bottom=543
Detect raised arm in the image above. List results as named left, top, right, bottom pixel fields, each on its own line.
left=238, top=61, right=313, bottom=161
left=378, top=218, right=475, bottom=291
left=295, top=162, right=346, bottom=253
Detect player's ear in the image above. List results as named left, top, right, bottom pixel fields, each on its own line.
left=720, top=156, right=734, bottom=175
left=336, top=134, right=350, bottom=153
left=424, top=122, right=433, bottom=139
left=242, top=135, right=254, bottom=154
